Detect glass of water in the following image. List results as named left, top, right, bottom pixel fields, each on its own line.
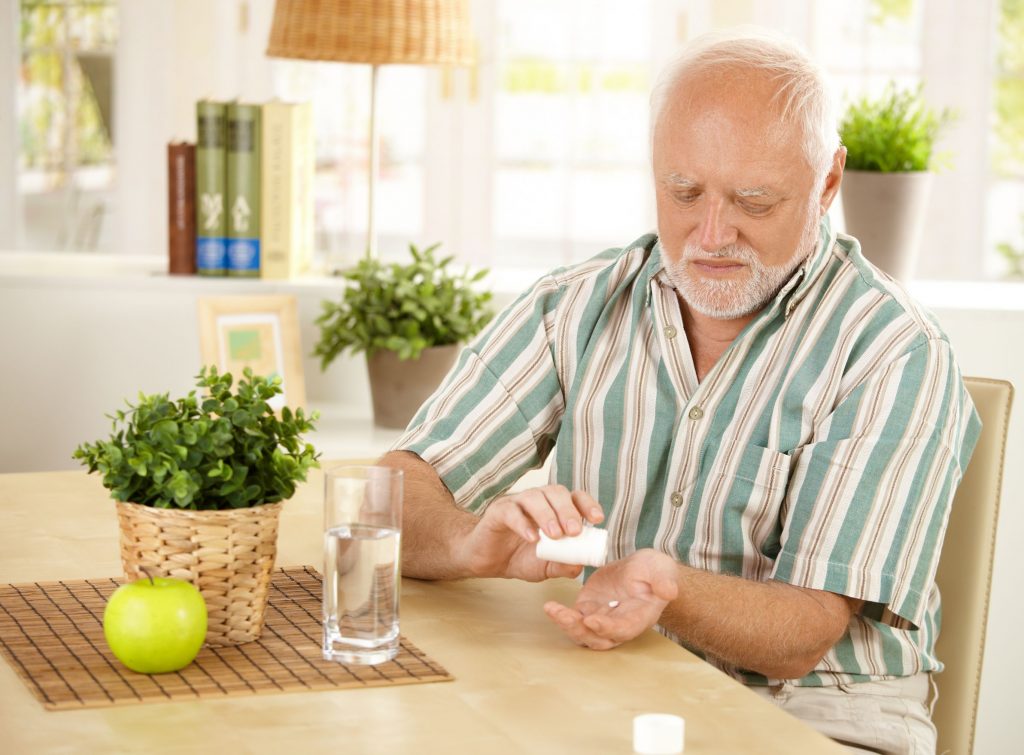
left=322, top=465, right=403, bottom=665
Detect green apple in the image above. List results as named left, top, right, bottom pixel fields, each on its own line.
left=103, top=573, right=208, bottom=674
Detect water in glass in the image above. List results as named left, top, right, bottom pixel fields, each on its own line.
left=322, top=524, right=401, bottom=664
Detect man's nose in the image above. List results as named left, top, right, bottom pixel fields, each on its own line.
left=698, top=197, right=738, bottom=251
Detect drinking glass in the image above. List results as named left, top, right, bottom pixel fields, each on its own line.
left=322, top=465, right=403, bottom=665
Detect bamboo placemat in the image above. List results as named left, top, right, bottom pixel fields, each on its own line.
left=0, top=566, right=452, bottom=710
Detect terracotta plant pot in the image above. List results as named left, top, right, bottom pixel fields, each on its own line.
left=840, top=170, right=933, bottom=282
left=366, top=344, right=460, bottom=429
left=115, top=500, right=282, bottom=646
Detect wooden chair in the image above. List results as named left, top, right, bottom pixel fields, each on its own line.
left=933, top=377, right=1014, bottom=755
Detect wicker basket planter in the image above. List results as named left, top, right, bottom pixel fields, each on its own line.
left=115, top=501, right=283, bottom=646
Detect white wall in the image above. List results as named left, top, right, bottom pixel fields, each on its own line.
left=919, top=0, right=994, bottom=281
left=1, top=261, right=371, bottom=474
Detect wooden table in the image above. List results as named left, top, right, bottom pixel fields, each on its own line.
left=0, top=469, right=843, bottom=754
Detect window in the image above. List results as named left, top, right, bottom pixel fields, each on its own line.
left=17, top=0, right=118, bottom=251
left=989, top=0, right=1024, bottom=278
left=17, top=0, right=996, bottom=282
left=270, top=0, right=658, bottom=273
left=812, top=0, right=923, bottom=96
left=488, top=0, right=655, bottom=269
left=272, top=0, right=994, bottom=280
left=271, top=62, right=427, bottom=268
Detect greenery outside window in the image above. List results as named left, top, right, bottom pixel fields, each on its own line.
left=18, top=0, right=117, bottom=250
left=991, top=0, right=1024, bottom=277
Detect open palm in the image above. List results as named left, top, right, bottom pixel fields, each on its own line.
left=544, top=549, right=679, bottom=649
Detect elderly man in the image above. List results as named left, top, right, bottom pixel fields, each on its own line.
left=381, top=31, right=979, bottom=755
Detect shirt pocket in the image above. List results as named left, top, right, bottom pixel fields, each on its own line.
left=706, top=442, right=792, bottom=569
left=728, top=443, right=791, bottom=490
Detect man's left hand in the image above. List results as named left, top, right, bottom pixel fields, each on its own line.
left=543, top=549, right=679, bottom=650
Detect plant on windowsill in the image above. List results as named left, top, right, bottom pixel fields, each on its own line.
left=839, top=83, right=956, bottom=282
left=313, top=242, right=494, bottom=429
left=73, top=366, right=320, bottom=645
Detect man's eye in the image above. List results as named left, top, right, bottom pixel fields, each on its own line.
left=739, top=201, right=773, bottom=216
left=673, top=192, right=699, bottom=205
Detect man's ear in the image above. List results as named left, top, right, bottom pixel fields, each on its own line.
left=819, top=146, right=846, bottom=215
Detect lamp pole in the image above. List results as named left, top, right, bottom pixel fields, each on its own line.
left=366, top=63, right=380, bottom=260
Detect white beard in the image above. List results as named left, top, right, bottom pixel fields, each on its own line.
left=663, top=212, right=821, bottom=320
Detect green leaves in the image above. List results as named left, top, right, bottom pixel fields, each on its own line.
left=997, top=242, right=1024, bottom=278
left=313, top=242, right=495, bottom=368
left=997, top=212, right=1024, bottom=279
left=72, top=366, right=320, bottom=511
left=840, top=83, right=955, bottom=172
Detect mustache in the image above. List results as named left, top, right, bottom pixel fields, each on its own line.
left=680, top=243, right=759, bottom=264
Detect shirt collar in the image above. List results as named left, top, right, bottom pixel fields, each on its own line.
left=781, top=214, right=836, bottom=318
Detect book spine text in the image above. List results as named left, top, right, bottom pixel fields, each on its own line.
left=226, top=102, right=262, bottom=277
left=261, top=101, right=314, bottom=279
left=168, top=141, right=196, bottom=275
left=195, top=101, right=227, bottom=276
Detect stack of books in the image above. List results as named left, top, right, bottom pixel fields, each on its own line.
left=168, top=100, right=315, bottom=280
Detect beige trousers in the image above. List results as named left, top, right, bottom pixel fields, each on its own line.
left=746, top=673, right=936, bottom=755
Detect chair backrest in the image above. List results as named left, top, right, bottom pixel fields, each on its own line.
left=933, top=377, right=1014, bottom=755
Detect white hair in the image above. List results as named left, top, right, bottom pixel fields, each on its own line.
left=650, top=28, right=840, bottom=187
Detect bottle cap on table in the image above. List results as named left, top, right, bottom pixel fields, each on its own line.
left=633, top=713, right=685, bottom=754
left=535, top=527, right=608, bottom=567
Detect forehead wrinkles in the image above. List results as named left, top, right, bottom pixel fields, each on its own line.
left=657, top=65, right=798, bottom=157
left=656, top=127, right=805, bottom=197
left=678, top=64, right=790, bottom=122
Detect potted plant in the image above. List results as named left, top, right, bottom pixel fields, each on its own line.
left=839, top=83, right=955, bottom=281
left=314, top=242, right=494, bottom=429
left=73, top=366, right=319, bottom=646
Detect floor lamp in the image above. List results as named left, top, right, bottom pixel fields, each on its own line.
left=266, top=0, right=475, bottom=261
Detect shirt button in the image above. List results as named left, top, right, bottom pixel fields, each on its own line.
left=688, top=406, right=704, bottom=420
left=664, top=325, right=677, bottom=339
left=670, top=492, right=684, bottom=507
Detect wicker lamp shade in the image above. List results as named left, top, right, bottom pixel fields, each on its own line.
left=266, top=0, right=475, bottom=66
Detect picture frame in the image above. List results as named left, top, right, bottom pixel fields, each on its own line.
left=197, top=295, right=306, bottom=411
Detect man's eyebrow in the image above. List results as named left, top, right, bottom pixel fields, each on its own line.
left=735, top=186, right=776, bottom=198
left=664, top=173, right=699, bottom=190
left=663, top=175, right=778, bottom=198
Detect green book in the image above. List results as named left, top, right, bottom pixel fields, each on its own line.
left=226, top=102, right=261, bottom=277
left=195, top=101, right=227, bottom=276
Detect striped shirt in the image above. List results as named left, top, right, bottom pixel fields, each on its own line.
left=395, top=218, right=981, bottom=686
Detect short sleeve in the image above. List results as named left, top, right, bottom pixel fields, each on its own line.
left=392, top=276, right=568, bottom=513
left=771, top=337, right=981, bottom=630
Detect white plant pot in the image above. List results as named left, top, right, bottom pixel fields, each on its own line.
left=839, top=170, right=933, bottom=282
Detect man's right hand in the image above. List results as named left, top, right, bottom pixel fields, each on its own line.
left=455, top=485, right=606, bottom=582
